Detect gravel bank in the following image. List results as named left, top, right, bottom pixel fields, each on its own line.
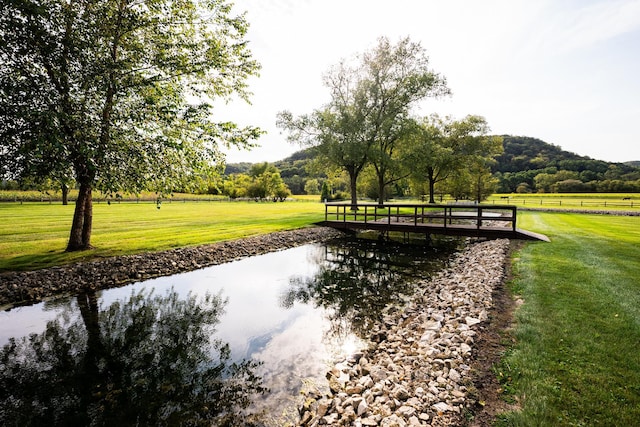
left=0, top=227, right=344, bottom=308
left=297, top=238, right=511, bottom=427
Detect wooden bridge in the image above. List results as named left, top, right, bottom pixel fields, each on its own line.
left=317, top=203, right=549, bottom=242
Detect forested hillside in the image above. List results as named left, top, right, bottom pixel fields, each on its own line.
left=494, top=136, right=640, bottom=193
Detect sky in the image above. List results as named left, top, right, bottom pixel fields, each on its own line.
left=218, top=0, right=640, bottom=164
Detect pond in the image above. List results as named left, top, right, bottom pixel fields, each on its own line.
left=0, top=236, right=457, bottom=426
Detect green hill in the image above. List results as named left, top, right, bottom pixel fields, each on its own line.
left=494, top=136, right=640, bottom=193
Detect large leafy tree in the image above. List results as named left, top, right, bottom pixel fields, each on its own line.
left=360, top=37, right=449, bottom=205
left=405, top=114, right=500, bottom=203
left=278, top=36, right=449, bottom=207
left=0, top=0, right=261, bottom=251
left=277, top=61, right=371, bottom=208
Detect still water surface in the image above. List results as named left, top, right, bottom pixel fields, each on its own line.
left=0, top=236, right=455, bottom=425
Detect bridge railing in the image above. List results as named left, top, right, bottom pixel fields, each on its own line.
left=324, top=203, right=518, bottom=231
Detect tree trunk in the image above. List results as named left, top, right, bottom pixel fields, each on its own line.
left=428, top=177, right=436, bottom=204
left=61, top=182, right=69, bottom=206
left=77, top=290, right=104, bottom=412
left=77, top=291, right=103, bottom=359
left=67, top=182, right=93, bottom=251
left=349, top=171, right=358, bottom=211
left=377, top=173, right=385, bottom=206
left=82, top=188, right=93, bottom=247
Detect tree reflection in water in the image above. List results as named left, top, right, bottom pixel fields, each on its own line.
left=281, top=237, right=455, bottom=341
left=0, top=288, right=267, bottom=426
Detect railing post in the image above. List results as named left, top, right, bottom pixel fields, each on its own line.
left=477, top=207, right=482, bottom=229
left=513, top=206, right=517, bottom=231
left=443, top=206, right=447, bottom=228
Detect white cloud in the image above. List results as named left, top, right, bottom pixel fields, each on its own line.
left=550, top=0, right=640, bottom=53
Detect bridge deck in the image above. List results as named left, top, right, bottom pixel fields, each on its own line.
left=319, top=203, right=549, bottom=242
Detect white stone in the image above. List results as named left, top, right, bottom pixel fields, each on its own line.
left=460, top=343, right=472, bottom=354
left=448, top=368, right=461, bottom=382
left=432, top=401, right=453, bottom=413
left=357, top=399, right=368, bottom=416
left=465, top=316, right=481, bottom=326
left=397, top=405, right=416, bottom=418
left=381, top=414, right=407, bottom=427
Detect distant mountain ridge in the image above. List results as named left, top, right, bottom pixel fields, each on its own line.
left=493, top=135, right=639, bottom=173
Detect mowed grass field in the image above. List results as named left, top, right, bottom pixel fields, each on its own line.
left=0, top=200, right=324, bottom=271
left=498, top=211, right=640, bottom=426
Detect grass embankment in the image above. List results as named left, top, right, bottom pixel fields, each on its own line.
left=497, top=211, right=640, bottom=426
left=0, top=200, right=324, bottom=271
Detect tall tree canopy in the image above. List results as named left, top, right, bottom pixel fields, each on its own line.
left=276, top=62, right=371, bottom=208
left=278, top=36, right=449, bottom=207
left=358, top=37, right=449, bottom=205
left=0, top=0, right=261, bottom=250
left=404, top=114, right=502, bottom=203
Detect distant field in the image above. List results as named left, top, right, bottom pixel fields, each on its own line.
left=484, top=193, right=638, bottom=210
left=0, top=200, right=324, bottom=271
left=0, top=190, right=256, bottom=203
left=2, top=190, right=637, bottom=209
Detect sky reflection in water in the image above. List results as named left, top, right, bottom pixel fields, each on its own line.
left=0, top=237, right=452, bottom=423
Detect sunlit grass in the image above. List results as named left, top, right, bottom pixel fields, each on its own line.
left=496, top=211, right=640, bottom=426
left=0, top=200, right=325, bottom=271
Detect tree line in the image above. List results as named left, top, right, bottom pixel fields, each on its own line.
left=220, top=134, right=640, bottom=199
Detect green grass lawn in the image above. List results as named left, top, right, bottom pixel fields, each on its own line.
left=0, top=200, right=325, bottom=271
left=496, top=211, right=640, bottom=426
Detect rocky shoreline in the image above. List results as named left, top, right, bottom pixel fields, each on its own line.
left=296, top=238, right=511, bottom=427
left=0, top=227, right=345, bottom=308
